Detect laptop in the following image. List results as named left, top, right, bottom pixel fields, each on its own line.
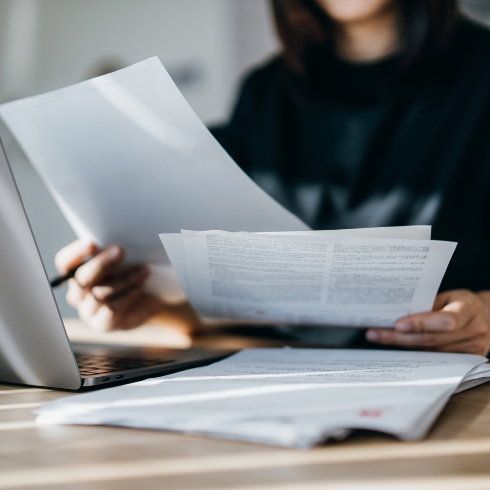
left=0, top=139, right=230, bottom=390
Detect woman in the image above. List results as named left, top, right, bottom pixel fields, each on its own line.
left=56, top=0, right=490, bottom=355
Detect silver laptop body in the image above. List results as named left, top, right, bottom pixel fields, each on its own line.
left=0, top=139, right=228, bottom=390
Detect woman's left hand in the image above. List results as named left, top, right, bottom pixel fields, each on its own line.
left=366, top=290, right=490, bottom=356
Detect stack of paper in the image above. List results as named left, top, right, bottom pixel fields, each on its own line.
left=160, top=228, right=456, bottom=327
left=36, top=348, right=490, bottom=448
left=454, top=363, right=490, bottom=393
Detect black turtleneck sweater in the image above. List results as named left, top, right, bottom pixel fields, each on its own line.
left=212, top=17, right=490, bottom=298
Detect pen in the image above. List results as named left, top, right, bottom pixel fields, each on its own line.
left=50, top=261, right=87, bottom=288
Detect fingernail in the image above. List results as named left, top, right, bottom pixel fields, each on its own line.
left=107, top=246, right=120, bottom=260
left=395, top=321, right=412, bottom=332
left=366, top=330, right=379, bottom=341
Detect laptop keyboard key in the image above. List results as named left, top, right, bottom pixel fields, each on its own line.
left=75, top=353, right=176, bottom=377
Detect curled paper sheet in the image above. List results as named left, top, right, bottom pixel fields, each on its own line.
left=35, top=348, right=488, bottom=448
left=160, top=226, right=456, bottom=327
left=0, top=57, right=308, bottom=298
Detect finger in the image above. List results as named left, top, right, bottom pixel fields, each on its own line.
left=90, top=288, right=145, bottom=332
left=395, top=290, right=479, bottom=334
left=395, top=311, right=465, bottom=334
left=117, top=294, right=162, bottom=330
left=75, top=246, right=124, bottom=288
left=437, top=336, right=489, bottom=356
left=105, top=284, right=145, bottom=310
left=78, top=289, right=144, bottom=331
left=65, top=278, right=88, bottom=308
left=432, top=290, right=452, bottom=311
left=78, top=293, right=102, bottom=324
left=366, top=329, right=436, bottom=348
left=55, top=240, right=98, bottom=274
left=86, top=304, right=116, bottom=332
left=367, top=319, right=485, bottom=348
left=89, top=292, right=161, bottom=332
left=91, top=265, right=149, bottom=302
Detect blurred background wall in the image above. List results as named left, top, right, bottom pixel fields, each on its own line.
left=0, top=0, right=487, bottom=316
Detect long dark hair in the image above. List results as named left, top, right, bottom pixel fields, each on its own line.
left=271, top=0, right=459, bottom=72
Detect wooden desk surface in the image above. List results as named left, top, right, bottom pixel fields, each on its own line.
left=1, top=322, right=490, bottom=490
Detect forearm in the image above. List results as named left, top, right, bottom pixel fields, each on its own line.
left=149, top=301, right=204, bottom=334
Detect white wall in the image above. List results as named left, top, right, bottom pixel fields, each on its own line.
left=0, top=0, right=278, bottom=316
left=1, top=0, right=229, bottom=123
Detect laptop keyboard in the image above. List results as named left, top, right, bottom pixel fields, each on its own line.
left=75, top=353, right=176, bottom=377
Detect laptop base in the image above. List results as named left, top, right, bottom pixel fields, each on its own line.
left=72, top=342, right=232, bottom=388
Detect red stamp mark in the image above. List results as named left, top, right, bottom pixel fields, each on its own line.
left=359, top=409, right=383, bottom=417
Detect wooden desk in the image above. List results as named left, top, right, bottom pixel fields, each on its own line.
left=1, top=322, right=490, bottom=490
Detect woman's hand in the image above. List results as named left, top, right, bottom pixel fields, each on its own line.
left=366, top=290, right=490, bottom=356
left=55, top=240, right=162, bottom=332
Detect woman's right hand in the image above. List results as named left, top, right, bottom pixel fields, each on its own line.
left=55, top=240, right=163, bottom=332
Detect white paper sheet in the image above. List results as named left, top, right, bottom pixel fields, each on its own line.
left=453, top=363, right=490, bottom=394
left=454, top=378, right=490, bottom=393
left=167, top=230, right=455, bottom=327
left=160, top=226, right=433, bottom=323
left=260, top=225, right=431, bottom=239
left=0, top=57, right=308, bottom=269
left=35, top=348, right=486, bottom=448
left=462, top=363, right=490, bottom=381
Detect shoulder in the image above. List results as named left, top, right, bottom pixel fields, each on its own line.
left=453, top=17, right=490, bottom=62
left=210, top=58, right=285, bottom=163
left=241, top=57, right=283, bottom=91
left=433, top=17, right=490, bottom=98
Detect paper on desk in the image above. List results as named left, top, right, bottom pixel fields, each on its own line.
left=161, top=229, right=455, bottom=327
left=35, top=348, right=486, bottom=448
left=453, top=363, right=490, bottom=394
left=0, top=57, right=307, bottom=297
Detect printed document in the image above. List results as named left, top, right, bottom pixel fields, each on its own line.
left=35, top=348, right=488, bottom=448
left=161, top=229, right=456, bottom=327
